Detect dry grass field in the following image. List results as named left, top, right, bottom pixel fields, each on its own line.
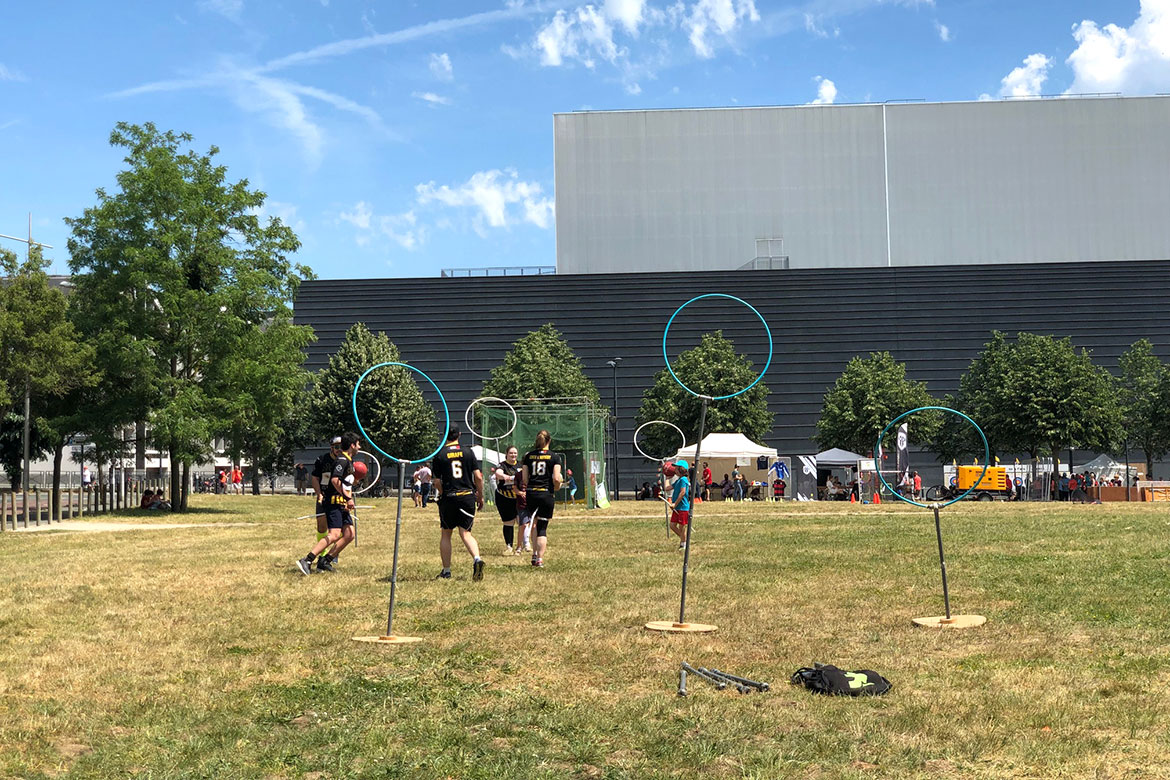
left=2, top=494, right=1169, bottom=778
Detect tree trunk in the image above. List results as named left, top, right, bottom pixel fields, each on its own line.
left=170, top=451, right=181, bottom=512
left=51, top=438, right=64, bottom=522
left=1145, top=450, right=1154, bottom=481
left=251, top=468, right=260, bottom=495
left=181, top=461, right=190, bottom=512
left=97, top=463, right=106, bottom=511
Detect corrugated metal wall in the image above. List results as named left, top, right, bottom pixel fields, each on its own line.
left=295, top=259, right=1170, bottom=488
left=555, top=97, right=1170, bottom=274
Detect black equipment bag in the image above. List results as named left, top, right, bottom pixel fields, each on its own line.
left=790, top=664, right=892, bottom=696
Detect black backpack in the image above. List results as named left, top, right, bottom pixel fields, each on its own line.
left=790, top=664, right=892, bottom=696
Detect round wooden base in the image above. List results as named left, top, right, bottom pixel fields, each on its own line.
left=911, top=614, right=986, bottom=629
left=351, top=635, right=424, bottom=644
left=644, top=620, right=718, bottom=633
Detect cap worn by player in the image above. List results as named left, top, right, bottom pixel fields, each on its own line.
left=675, top=459, right=689, bottom=471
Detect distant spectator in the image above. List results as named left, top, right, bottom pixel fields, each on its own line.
left=638, top=482, right=652, bottom=500
left=720, top=474, right=733, bottom=500
left=141, top=489, right=154, bottom=509
left=82, top=466, right=92, bottom=491
left=294, top=462, right=308, bottom=495
left=912, top=471, right=922, bottom=500
left=231, top=466, right=243, bottom=494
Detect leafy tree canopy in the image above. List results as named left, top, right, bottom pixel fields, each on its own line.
left=635, top=330, right=773, bottom=458
left=815, top=351, right=938, bottom=457
left=308, top=323, right=440, bottom=463
left=482, top=324, right=601, bottom=405
left=1116, top=338, right=1168, bottom=476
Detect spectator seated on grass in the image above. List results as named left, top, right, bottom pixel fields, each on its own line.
left=141, top=490, right=172, bottom=511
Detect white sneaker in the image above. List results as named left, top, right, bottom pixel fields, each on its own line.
left=503, top=545, right=514, bottom=556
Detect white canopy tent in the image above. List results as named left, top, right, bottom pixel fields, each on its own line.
left=1072, top=453, right=1138, bottom=481
left=673, top=433, right=778, bottom=460
left=814, top=448, right=864, bottom=467
left=472, top=444, right=507, bottom=467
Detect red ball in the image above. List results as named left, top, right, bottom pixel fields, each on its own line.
left=663, top=463, right=677, bottom=477
left=353, top=461, right=369, bottom=481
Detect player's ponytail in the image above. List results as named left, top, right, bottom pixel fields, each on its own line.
left=534, top=430, right=551, bottom=449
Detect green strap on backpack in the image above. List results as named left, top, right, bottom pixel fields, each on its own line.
left=790, top=664, right=892, bottom=696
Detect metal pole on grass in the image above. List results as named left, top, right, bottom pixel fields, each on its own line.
left=678, top=397, right=708, bottom=626
left=932, top=504, right=952, bottom=621
left=385, top=459, right=407, bottom=636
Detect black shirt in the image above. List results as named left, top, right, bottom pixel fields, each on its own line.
left=522, top=449, right=563, bottom=493
left=432, top=443, right=480, bottom=498
left=495, top=461, right=518, bottom=499
left=323, top=454, right=354, bottom=504
left=312, top=452, right=335, bottom=483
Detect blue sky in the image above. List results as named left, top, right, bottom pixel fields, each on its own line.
left=2, top=0, right=1167, bottom=280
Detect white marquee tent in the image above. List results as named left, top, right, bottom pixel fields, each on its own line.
left=673, top=433, right=778, bottom=460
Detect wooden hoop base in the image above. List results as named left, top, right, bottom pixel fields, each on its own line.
left=911, top=615, right=986, bottom=629
left=351, top=635, right=424, bottom=644
left=644, top=620, right=718, bottom=633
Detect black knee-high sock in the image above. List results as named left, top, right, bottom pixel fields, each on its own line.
left=502, top=524, right=515, bottom=546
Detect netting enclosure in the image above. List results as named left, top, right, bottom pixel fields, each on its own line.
left=472, top=397, right=609, bottom=509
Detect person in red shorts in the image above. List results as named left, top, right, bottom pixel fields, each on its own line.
left=667, top=459, right=692, bottom=549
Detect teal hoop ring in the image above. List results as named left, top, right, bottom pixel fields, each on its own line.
left=662, top=293, right=773, bottom=400
left=875, top=406, right=989, bottom=509
left=351, top=362, right=449, bottom=465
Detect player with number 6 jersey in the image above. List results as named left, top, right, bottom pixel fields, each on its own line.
left=521, top=429, right=563, bottom=568
left=431, top=425, right=485, bottom=581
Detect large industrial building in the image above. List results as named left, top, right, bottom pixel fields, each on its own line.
left=296, top=96, right=1170, bottom=489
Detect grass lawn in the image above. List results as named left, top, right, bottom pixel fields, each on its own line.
left=2, top=495, right=1169, bottom=778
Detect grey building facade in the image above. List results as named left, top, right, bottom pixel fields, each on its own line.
left=294, top=258, right=1170, bottom=489
left=554, top=97, right=1170, bottom=275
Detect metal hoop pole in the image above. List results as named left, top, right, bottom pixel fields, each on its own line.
left=663, top=470, right=670, bottom=540
left=678, top=397, right=708, bottom=625
left=932, top=504, right=952, bottom=620
left=386, top=459, right=407, bottom=636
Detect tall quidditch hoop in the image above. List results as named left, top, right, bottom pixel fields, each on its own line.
left=875, top=407, right=989, bottom=509
left=464, top=396, right=518, bottom=441
left=633, top=420, right=687, bottom=462
left=662, top=293, right=773, bottom=400
left=351, top=362, right=449, bottom=465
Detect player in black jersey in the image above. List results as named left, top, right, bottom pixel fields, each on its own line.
left=431, top=425, right=485, bottom=581
left=521, top=429, right=563, bottom=569
left=494, top=446, right=521, bottom=555
left=308, top=436, right=342, bottom=564
left=296, top=432, right=360, bottom=574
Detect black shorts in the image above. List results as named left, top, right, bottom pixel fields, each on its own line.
left=439, top=494, right=476, bottom=531
left=326, top=506, right=353, bottom=529
left=495, top=495, right=518, bottom=522
left=527, top=491, right=555, bottom=522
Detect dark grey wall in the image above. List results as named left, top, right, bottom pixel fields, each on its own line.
left=294, top=259, right=1170, bottom=487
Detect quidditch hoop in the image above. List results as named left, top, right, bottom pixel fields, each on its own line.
left=351, top=450, right=382, bottom=495
left=352, top=362, right=450, bottom=465
left=634, top=420, right=687, bottom=463
left=663, top=293, right=773, bottom=400
left=464, top=396, right=518, bottom=440
left=875, top=406, right=989, bottom=509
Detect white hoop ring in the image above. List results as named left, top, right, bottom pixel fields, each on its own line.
left=352, top=450, right=382, bottom=495
left=634, top=420, right=688, bottom=463
left=464, top=396, right=518, bottom=441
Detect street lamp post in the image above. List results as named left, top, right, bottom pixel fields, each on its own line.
left=606, top=358, right=622, bottom=501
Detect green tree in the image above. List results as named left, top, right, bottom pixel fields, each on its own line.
left=815, top=351, right=939, bottom=457
left=0, top=246, right=97, bottom=505
left=482, top=324, right=601, bottom=404
left=66, top=122, right=312, bottom=510
left=957, top=332, right=1120, bottom=468
left=635, top=330, right=773, bottom=457
left=214, top=317, right=315, bottom=494
left=307, top=323, right=440, bottom=463
left=0, top=412, right=50, bottom=490
left=1117, top=338, right=1168, bottom=478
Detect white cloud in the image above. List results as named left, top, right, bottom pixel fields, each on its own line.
left=809, top=75, right=837, bottom=104
left=687, top=0, right=760, bottom=58
left=198, top=0, right=243, bottom=21
left=0, top=63, right=26, bottom=82
left=998, top=53, right=1052, bottom=97
left=936, top=21, right=951, bottom=42
left=1066, top=0, right=1170, bottom=94
left=413, top=91, right=452, bottom=105
left=535, top=7, right=621, bottom=68
left=804, top=13, right=838, bottom=39
left=416, top=169, right=554, bottom=235
left=338, top=202, right=421, bottom=249
left=429, top=52, right=454, bottom=81
left=339, top=201, right=373, bottom=230
left=606, top=0, right=647, bottom=35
